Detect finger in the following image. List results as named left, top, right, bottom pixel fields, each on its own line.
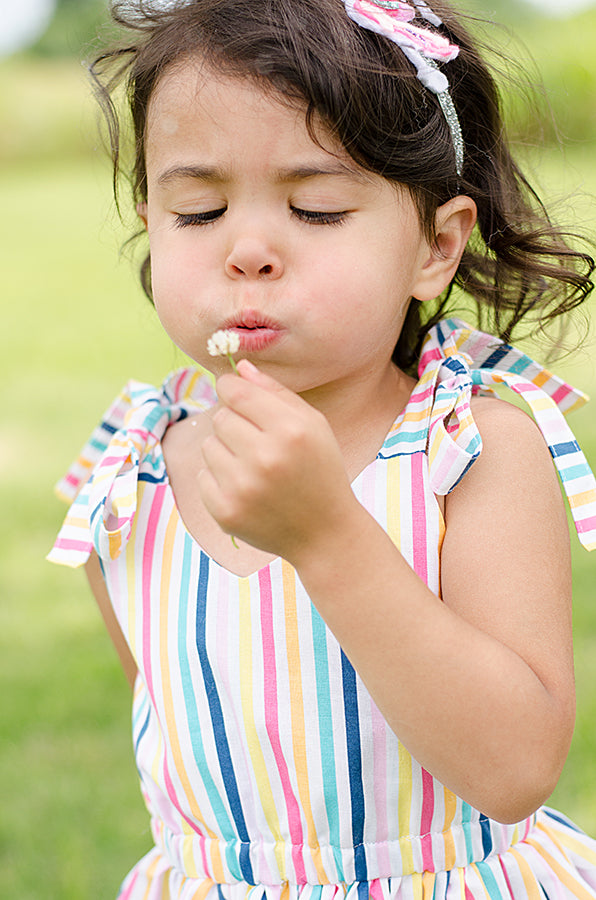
left=201, top=432, right=238, bottom=482
left=211, top=404, right=262, bottom=455
left=236, top=358, right=285, bottom=390
left=196, top=466, right=233, bottom=530
left=216, top=363, right=308, bottom=430
left=199, top=433, right=263, bottom=535
left=236, top=359, right=312, bottom=410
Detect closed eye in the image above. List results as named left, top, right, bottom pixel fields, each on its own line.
left=291, top=207, right=349, bottom=226
left=175, top=208, right=227, bottom=227
left=174, top=206, right=349, bottom=227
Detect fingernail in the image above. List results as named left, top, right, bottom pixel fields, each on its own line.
left=238, top=359, right=258, bottom=374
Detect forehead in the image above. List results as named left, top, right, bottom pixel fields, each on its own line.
left=144, top=60, right=349, bottom=171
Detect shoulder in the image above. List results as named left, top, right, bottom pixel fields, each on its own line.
left=442, top=392, right=571, bottom=612
left=162, top=408, right=214, bottom=472
left=451, top=393, right=562, bottom=502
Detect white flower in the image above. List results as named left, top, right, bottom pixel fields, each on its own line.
left=207, top=329, right=241, bottom=357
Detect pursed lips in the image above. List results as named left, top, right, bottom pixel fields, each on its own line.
left=222, top=309, right=285, bottom=351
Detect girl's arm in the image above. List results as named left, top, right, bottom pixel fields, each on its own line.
left=200, top=366, right=575, bottom=823
left=85, top=551, right=138, bottom=690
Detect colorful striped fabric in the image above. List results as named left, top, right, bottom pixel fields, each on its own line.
left=48, top=320, right=596, bottom=900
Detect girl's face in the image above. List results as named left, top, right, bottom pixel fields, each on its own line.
left=141, top=62, right=434, bottom=398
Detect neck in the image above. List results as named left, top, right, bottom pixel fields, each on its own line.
left=299, top=362, right=416, bottom=482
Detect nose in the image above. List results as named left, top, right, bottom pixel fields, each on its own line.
left=225, top=235, right=284, bottom=280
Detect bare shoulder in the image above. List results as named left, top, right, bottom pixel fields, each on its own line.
left=468, top=392, right=555, bottom=466
left=445, top=391, right=570, bottom=552
left=162, top=409, right=214, bottom=463
left=451, top=393, right=564, bottom=506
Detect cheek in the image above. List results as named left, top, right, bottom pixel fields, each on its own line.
left=307, top=253, right=371, bottom=307
left=311, top=251, right=402, bottom=320
left=149, top=236, right=192, bottom=310
left=309, top=253, right=412, bottom=358
left=148, top=245, right=218, bottom=357
left=149, top=257, right=193, bottom=336
left=149, top=228, right=219, bottom=297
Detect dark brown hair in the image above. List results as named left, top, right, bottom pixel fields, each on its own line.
left=91, top=0, right=594, bottom=373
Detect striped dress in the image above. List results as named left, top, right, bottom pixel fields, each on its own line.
left=49, top=319, right=596, bottom=900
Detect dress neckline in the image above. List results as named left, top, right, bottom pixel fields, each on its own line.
left=157, top=397, right=412, bottom=580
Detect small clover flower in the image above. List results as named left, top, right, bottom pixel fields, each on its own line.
left=207, top=330, right=240, bottom=372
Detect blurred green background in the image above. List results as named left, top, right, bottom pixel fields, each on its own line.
left=1, top=0, right=595, bottom=897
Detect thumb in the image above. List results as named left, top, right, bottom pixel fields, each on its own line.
left=234, top=358, right=307, bottom=412
left=236, top=358, right=285, bottom=393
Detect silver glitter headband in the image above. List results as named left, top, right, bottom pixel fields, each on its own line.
left=343, top=0, right=464, bottom=176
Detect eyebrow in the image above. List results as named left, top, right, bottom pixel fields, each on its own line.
left=156, top=162, right=373, bottom=187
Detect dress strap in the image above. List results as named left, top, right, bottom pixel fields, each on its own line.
left=419, top=319, right=596, bottom=551
left=47, top=368, right=217, bottom=568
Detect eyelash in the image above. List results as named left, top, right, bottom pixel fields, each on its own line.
left=175, top=209, right=226, bottom=228
left=174, top=207, right=349, bottom=228
left=291, top=207, right=349, bottom=226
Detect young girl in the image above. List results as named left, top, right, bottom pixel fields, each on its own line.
left=49, top=0, right=596, bottom=898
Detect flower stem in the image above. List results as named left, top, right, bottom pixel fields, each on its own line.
left=227, top=352, right=239, bottom=549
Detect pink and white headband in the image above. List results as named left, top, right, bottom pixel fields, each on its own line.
left=343, top=0, right=464, bottom=176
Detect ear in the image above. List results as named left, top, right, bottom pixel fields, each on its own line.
left=136, top=201, right=148, bottom=228
left=411, top=196, right=477, bottom=302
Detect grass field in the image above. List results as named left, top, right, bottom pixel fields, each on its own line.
left=1, top=53, right=596, bottom=898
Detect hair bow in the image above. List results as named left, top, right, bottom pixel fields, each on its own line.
left=344, top=0, right=459, bottom=93
left=343, top=0, right=463, bottom=174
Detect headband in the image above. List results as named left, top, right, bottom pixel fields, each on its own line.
left=343, top=0, right=464, bottom=176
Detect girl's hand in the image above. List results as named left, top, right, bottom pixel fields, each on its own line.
left=197, top=360, right=357, bottom=561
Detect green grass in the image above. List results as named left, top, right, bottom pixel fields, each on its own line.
left=1, top=55, right=596, bottom=898
left=0, top=57, right=183, bottom=898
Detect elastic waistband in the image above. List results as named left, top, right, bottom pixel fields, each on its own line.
left=151, top=815, right=536, bottom=885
